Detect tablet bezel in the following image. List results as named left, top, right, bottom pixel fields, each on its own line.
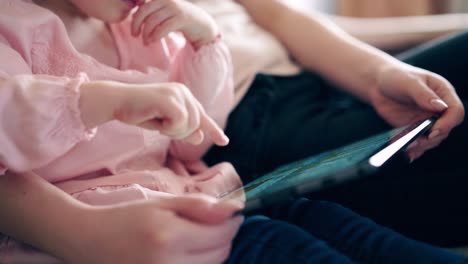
left=220, top=117, right=436, bottom=214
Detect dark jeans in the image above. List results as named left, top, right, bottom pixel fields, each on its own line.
left=226, top=199, right=467, bottom=264
left=205, top=30, right=468, bottom=249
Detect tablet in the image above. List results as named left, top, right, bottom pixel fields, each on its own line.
left=219, top=117, right=436, bottom=214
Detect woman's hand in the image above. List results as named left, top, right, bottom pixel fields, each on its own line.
left=369, top=63, right=464, bottom=161
left=65, top=194, right=243, bottom=264
left=131, top=0, right=219, bottom=48
left=79, top=81, right=229, bottom=146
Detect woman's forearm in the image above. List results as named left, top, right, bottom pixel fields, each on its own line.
left=237, top=0, right=402, bottom=102
left=0, top=172, right=91, bottom=260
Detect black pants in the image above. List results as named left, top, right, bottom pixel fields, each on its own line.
left=205, top=31, right=468, bottom=247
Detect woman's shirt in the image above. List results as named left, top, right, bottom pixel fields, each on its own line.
left=191, top=0, right=301, bottom=102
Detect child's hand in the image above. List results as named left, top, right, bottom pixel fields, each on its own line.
left=79, top=81, right=229, bottom=146
left=131, top=0, right=219, bottom=48
left=65, top=194, right=243, bottom=264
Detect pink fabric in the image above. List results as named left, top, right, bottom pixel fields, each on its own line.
left=192, top=0, right=301, bottom=103
left=0, top=1, right=237, bottom=262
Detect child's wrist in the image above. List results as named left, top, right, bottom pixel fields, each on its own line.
left=79, top=81, right=125, bottom=129
left=188, top=20, right=221, bottom=49
left=191, top=32, right=222, bottom=49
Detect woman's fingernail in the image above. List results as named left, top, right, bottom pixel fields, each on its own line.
left=409, top=152, right=423, bottom=163
left=428, top=129, right=440, bottom=139
left=430, top=99, right=448, bottom=110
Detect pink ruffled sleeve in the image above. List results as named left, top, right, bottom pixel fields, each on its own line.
left=0, top=41, right=93, bottom=174
left=168, top=36, right=235, bottom=161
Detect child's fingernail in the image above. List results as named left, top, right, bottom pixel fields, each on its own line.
left=189, top=131, right=204, bottom=145
left=430, top=99, right=448, bottom=110
left=222, top=134, right=230, bottom=144
left=428, top=129, right=440, bottom=139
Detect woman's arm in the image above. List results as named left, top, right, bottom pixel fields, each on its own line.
left=0, top=172, right=90, bottom=260
left=238, top=0, right=464, bottom=161
left=0, top=172, right=242, bottom=264
left=237, top=0, right=406, bottom=102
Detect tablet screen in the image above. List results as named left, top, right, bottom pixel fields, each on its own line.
left=219, top=118, right=434, bottom=207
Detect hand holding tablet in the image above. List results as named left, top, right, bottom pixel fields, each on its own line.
left=220, top=117, right=436, bottom=214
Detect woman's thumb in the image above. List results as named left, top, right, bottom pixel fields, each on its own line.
left=410, top=82, right=448, bottom=113
left=428, top=98, right=449, bottom=112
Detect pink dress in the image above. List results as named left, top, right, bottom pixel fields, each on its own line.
left=0, top=1, right=238, bottom=262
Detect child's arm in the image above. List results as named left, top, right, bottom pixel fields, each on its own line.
left=0, top=73, right=96, bottom=172
left=0, top=74, right=228, bottom=173
left=167, top=38, right=234, bottom=162
left=0, top=39, right=228, bottom=173
left=130, top=0, right=235, bottom=161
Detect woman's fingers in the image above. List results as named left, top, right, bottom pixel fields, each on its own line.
left=181, top=216, right=242, bottom=252
left=403, top=72, right=464, bottom=155
left=186, top=244, right=233, bottom=264
left=154, top=194, right=242, bottom=224
left=406, top=136, right=439, bottom=161
left=426, top=75, right=464, bottom=139
left=422, top=75, right=463, bottom=153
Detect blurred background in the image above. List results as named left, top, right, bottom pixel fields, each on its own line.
left=290, top=0, right=468, bottom=53
left=292, top=0, right=468, bottom=16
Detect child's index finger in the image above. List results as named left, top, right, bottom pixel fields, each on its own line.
left=200, top=113, right=229, bottom=146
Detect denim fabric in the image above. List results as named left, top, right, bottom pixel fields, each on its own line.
left=205, top=31, right=468, bottom=247
left=205, top=71, right=390, bottom=182
left=226, top=199, right=467, bottom=264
